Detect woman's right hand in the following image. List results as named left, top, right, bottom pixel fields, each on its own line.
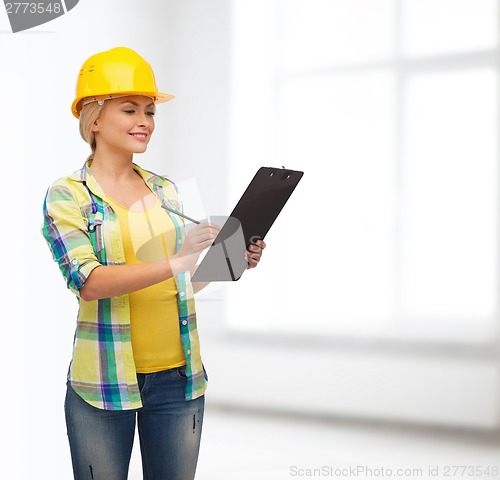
left=170, top=221, right=220, bottom=275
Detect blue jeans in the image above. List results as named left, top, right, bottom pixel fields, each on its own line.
left=65, top=366, right=205, bottom=480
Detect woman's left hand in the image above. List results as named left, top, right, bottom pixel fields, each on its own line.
left=245, top=240, right=266, bottom=269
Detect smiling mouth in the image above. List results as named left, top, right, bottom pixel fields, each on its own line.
left=129, top=133, right=148, bottom=138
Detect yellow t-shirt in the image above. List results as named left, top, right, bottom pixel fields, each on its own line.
left=107, top=194, right=186, bottom=373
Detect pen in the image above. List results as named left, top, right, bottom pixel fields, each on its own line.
left=163, top=205, right=201, bottom=225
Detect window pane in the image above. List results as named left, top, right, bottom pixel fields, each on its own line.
left=229, top=0, right=276, bottom=202
left=402, top=0, right=497, bottom=58
left=281, top=0, right=395, bottom=72
left=228, top=0, right=499, bottom=339
left=401, top=69, right=498, bottom=319
left=227, top=71, right=398, bottom=333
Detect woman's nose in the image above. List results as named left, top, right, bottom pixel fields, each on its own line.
left=137, top=112, right=152, bottom=126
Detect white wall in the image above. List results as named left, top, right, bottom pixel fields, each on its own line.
left=194, top=0, right=500, bottom=432
left=1, top=1, right=499, bottom=478
left=0, top=1, right=231, bottom=477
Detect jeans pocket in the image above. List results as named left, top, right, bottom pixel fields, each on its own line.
left=176, top=365, right=188, bottom=379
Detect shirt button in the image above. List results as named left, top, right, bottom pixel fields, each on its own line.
left=180, top=292, right=185, bottom=297
left=187, top=350, right=191, bottom=355
left=178, top=239, right=182, bottom=244
left=182, top=320, right=187, bottom=325
left=71, top=259, right=78, bottom=266
left=88, top=225, right=94, bottom=231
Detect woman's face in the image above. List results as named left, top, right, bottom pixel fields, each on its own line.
left=92, top=94, right=156, bottom=155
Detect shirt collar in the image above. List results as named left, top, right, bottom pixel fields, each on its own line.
left=69, top=159, right=164, bottom=200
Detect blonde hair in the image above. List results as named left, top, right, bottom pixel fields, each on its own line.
left=78, top=101, right=105, bottom=161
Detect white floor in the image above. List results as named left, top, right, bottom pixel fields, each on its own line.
left=128, top=402, right=500, bottom=480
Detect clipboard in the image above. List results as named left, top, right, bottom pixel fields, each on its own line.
left=191, top=167, right=304, bottom=282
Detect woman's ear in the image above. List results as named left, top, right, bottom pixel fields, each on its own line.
left=91, top=120, right=99, bottom=133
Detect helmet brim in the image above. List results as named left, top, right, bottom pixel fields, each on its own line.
left=71, top=91, right=175, bottom=119
left=154, top=92, right=176, bottom=104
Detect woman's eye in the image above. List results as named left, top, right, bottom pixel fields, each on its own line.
left=123, top=110, right=155, bottom=116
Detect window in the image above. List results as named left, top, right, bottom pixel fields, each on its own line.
left=226, top=0, right=499, bottom=342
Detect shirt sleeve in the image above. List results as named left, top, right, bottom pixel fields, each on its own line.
left=41, top=181, right=102, bottom=298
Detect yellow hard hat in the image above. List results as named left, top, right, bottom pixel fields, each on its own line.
left=71, top=46, right=175, bottom=119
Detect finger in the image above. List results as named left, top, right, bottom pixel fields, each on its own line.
left=193, top=228, right=219, bottom=242
left=247, top=245, right=262, bottom=257
left=204, top=223, right=221, bottom=233
left=199, top=235, right=219, bottom=248
left=193, top=225, right=220, bottom=236
left=246, top=252, right=260, bottom=265
left=246, top=257, right=256, bottom=269
left=207, top=221, right=221, bottom=231
left=248, top=252, right=261, bottom=262
left=192, top=239, right=216, bottom=253
left=247, top=258, right=258, bottom=268
left=194, top=232, right=217, bottom=242
left=199, top=227, right=220, bottom=239
left=251, top=240, right=266, bottom=251
left=244, top=251, right=254, bottom=266
left=248, top=244, right=262, bottom=253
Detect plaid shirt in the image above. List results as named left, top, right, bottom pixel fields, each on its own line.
left=41, top=160, right=207, bottom=410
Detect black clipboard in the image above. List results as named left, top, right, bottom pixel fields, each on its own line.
left=191, top=167, right=304, bottom=282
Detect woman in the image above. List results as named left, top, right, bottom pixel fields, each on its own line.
left=41, top=46, right=265, bottom=480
